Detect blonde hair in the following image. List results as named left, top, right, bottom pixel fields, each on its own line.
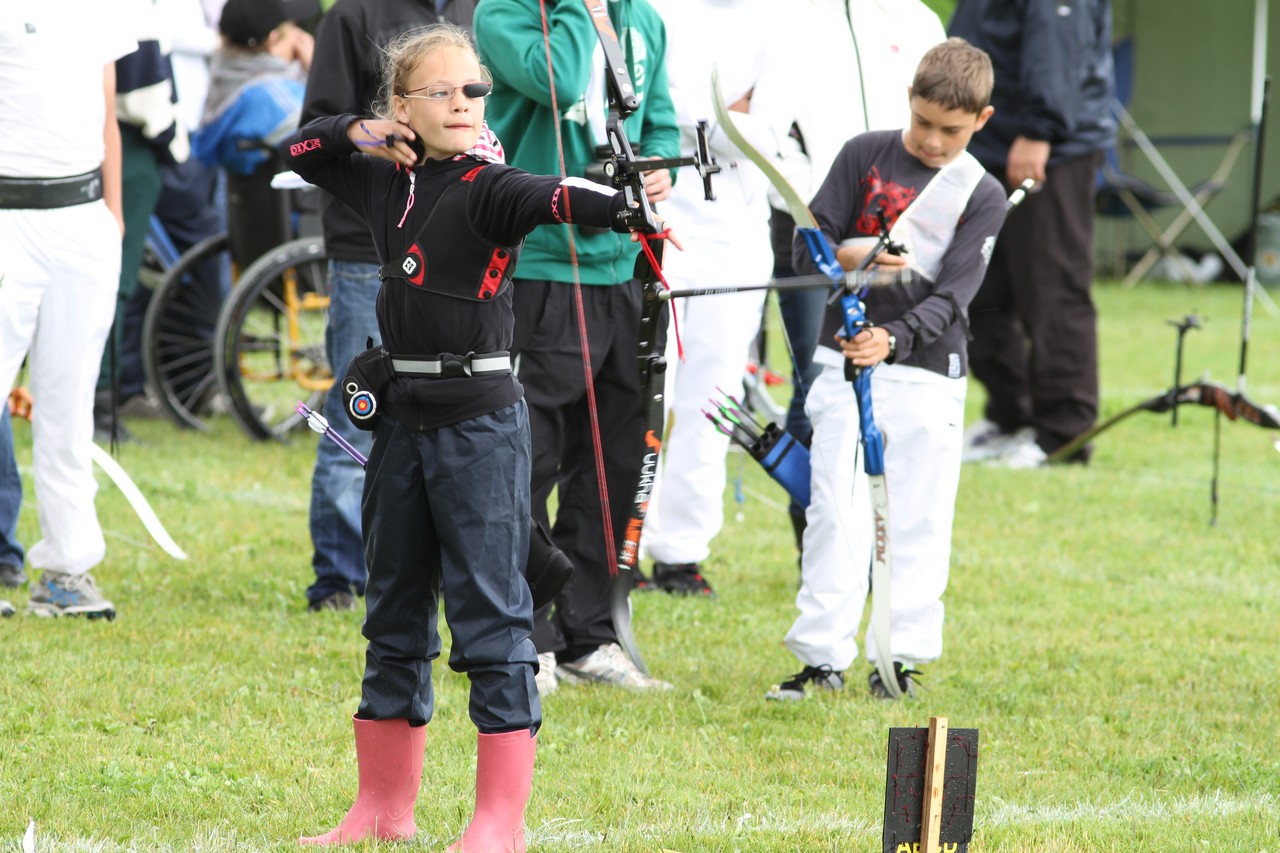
left=373, top=22, right=492, bottom=120
left=911, top=37, right=994, bottom=115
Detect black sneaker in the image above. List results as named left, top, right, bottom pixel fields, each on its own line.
left=765, top=664, right=844, bottom=701
left=308, top=591, right=357, bottom=612
left=631, top=567, right=654, bottom=591
left=93, top=410, right=137, bottom=445
left=868, top=662, right=921, bottom=700
left=0, top=563, right=26, bottom=588
left=652, top=562, right=715, bottom=598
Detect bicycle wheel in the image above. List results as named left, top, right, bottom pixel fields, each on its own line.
left=142, top=232, right=232, bottom=431
left=214, top=236, right=331, bottom=441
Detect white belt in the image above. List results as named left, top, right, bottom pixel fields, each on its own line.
left=391, top=352, right=511, bottom=378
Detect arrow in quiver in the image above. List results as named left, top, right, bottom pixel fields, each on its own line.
left=704, top=389, right=811, bottom=508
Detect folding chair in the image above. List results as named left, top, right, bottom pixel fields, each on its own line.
left=1103, top=105, right=1252, bottom=286
left=1095, top=38, right=1254, bottom=286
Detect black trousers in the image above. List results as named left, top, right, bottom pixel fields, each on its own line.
left=968, top=151, right=1104, bottom=454
left=358, top=406, right=539, bottom=734
left=511, top=278, right=663, bottom=661
left=99, top=125, right=161, bottom=394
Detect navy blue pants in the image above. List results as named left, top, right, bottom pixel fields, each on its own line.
left=0, top=408, right=24, bottom=569
left=358, top=403, right=540, bottom=734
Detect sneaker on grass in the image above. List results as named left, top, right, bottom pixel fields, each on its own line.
left=28, top=571, right=115, bottom=620
left=556, top=642, right=673, bottom=690
left=535, top=651, right=557, bottom=696
left=961, top=419, right=1019, bottom=463
left=308, top=590, right=357, bottom=612
left=0, top=563, right=26, bottom=588
left=652, top=562, right=716, bottom=598
left=631, top=567, right=654, bottom=592
left=990, top=428, right=1047, bottom=469
left=765, top=664, right=844, bottom=701
left=1, top=599, right=13, bottom=618
left=868, top=662, right=921, bottom=700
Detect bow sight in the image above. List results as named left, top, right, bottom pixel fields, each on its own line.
left=584, top=0, right=719, bottom=233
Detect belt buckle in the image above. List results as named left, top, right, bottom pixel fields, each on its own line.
left=440, top=353, right=470, bottom=379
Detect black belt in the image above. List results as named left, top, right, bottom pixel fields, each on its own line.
left=0, top=169, right=104, bottom=210
left=391, top=351, right=511, bottom=379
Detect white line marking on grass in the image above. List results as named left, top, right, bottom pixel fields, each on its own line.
left=16, top=793, right=1274, bottom=851
left=985, top=789, right=1277, bottom=826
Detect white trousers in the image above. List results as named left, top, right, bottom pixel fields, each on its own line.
left=785, top=360, right=966, bottom=670
left=0, top=202, right=121, bottom=574
left=642, top=244, right=769, bottom=565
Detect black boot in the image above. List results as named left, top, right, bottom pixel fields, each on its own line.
left=93, top=389, right=135, bottom=445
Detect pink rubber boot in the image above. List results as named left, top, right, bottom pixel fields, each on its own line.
left=447, top=729, right=537, bottom=853
left=299, top=717, right=426, bottom=846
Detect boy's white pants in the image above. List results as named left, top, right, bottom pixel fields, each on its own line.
left=642, top=246, right=768, bottom=566
left=785, top=359, right=966, bottom=671
left=0, top=202, right=121, bottom=575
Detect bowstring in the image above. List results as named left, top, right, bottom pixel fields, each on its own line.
left=539, top=0, right=618, bottom=575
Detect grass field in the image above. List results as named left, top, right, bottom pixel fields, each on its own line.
left=2, top=280, right=1278, bottom=852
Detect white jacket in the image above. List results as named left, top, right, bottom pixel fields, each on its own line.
left=751, top=0, right=946, bottom=207
left=649, top=0, right=779, bottom=250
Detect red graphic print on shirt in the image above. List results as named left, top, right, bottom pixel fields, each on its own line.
left=856, top=166, right=918, bottom=235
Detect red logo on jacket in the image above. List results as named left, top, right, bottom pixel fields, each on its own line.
left=290, top=138, right=323, bottom=157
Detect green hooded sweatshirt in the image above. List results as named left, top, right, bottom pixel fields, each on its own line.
left=475, top=0, right=679, bottom=285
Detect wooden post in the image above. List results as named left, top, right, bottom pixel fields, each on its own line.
left=919, top=716, right=948, bottom=853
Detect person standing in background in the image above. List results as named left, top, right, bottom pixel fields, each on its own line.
left=0, top=3, right=137, bottom=619
left=94, top=2, right=189, bottom=444
left=638, top=0, right=783, bottom=598
left=949, top=0, right=1115, bottom=468
left=475, top=0, right=679, bottom=692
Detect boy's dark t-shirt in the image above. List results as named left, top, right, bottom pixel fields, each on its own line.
left=796, top=129, right=1007, bottom=379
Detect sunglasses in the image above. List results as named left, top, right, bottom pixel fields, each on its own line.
left=398, top=81, right=492, bottom=101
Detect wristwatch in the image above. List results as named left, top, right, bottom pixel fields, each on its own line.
left=886, top=333, right=897, bottom=361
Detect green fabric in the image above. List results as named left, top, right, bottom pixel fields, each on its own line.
left=475, top=0, right=679, bottom=285
left=99, top=124, right=162, bottom=389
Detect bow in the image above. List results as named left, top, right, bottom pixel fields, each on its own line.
left=540, top=0, right=719, bottom=674
left=710, top=68, right=903, bottom=698
left=1048, top=381, right=1280, bottom=463
left=1048, top=310, right=1280, bottom=464
left=8, top=387, right=187, bottom=561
